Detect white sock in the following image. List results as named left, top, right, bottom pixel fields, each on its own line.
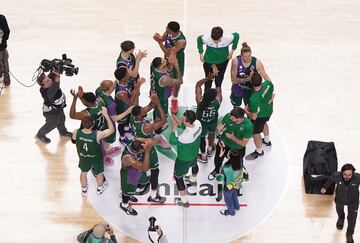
left=264, top=135, right=270, bottom=143
left=189, top=175, right=197, bottom=183
left=256, top=148, right=263, bottom=154
left=122, top=202, right=129, bottom=207
left=181, top=195, right=188, bottom=203
left=202, top=153, right=206, bottom=157
left=172, top=97, right=177, bottom=100
left=151, top=190, right=157, bottom=198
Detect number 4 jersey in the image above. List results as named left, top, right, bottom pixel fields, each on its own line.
left=75, top=129, right=103, bottom=164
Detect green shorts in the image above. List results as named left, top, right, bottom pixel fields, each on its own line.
left=120, top=168, right=138, bottom=196
left=200, top=121, right=217, bottom=137
left=138, top=171, right=149, bottom=185
left=78, top=158, right=104, bottom=175
left=174, top=158, right=197, bottom=177
left=230, top=91, right=243, bottom=107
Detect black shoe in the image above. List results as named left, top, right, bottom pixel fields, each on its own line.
left=346, top=234, right=354, bottom=243
left=197, top=154, right=208, bottom=163
left=120, top=203, right=138, bottom=216
left=134, top=182, right=150, bottom=195
left=220, top=210, right=229, bottom=216
left=207, top=146, right=216, bottom=157
left=148, top=194, right=166, bottom=203
left=184, top=175, right=197, bottom=187
left=129, top=196, right=138, bottom=202
left=336, top=218, right=344, bottom=230
left=174, top=197, right=190, bottom=208
left=35, top=135, right=51, bottom=144
left=208, top=170, right=219, bottom=180
left=245, top=150, right=264, bottom=160
left=60, top=131, right=72, bottom=138
left=262, top=138, right=272, bottom=147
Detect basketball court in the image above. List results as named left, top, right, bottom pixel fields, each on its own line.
left=0, top=0, right=359, bottom=242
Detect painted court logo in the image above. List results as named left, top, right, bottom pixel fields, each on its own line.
left=86, top=88, right=288, bottom=243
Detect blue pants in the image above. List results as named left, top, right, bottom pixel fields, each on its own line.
left=224, top=189, right=240, bottom=215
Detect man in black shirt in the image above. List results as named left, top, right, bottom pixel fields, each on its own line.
left=321, top=164, right=360, bottom=243
left=0, top=14, right=10, bottom=86
left=35, top=71, right=72, bottom=143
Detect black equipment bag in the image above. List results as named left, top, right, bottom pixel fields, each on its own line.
left=303, top=140, right=338, bottom=195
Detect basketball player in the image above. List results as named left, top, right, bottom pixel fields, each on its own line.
left=244, top=72, right=274, bottom=160
left=170, top=110, right=202, bottom=208
left=153, top=21, right=186, bottom=114
left=230, top=42, right=271, bottom=107
left=208, top=107, right=253, bottom=180
left=116, top=40, right=147, bottom=92
left=130, top=93, right=167, bottom=203
left=120, top=138, right=160, bottom=216
left=150, top=53, right=183, bottom=149
left=72, top=107, right=114, bottom=196
left=195, top=65, right=221, bottom=163
left=114, top=66, right=144, bottom=145
left=96, top=80, right=135, bottom=156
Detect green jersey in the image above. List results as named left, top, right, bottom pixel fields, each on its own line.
left=249, top=80, right=274, bottom=118
left=75, top=130, right=102, bottom=164
left=197, top=32, right=239, bottom=64
left=115, top=81, right=131, bottom=124
left=170, top=120, right=202, bottom=161
left=165, top=31, right=186, bottom=75
left=150, top=65, right=168, bottom=102
left=130, top=117, right=159, bottom=168
left=197, top=98, right=220, bottom=124
left=85, top=101, right=106, bottom=131
left=220, top=114, right=253, bottom=150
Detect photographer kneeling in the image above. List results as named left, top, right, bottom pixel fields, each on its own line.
left=77, top=223, right=117, bottom=243
left=35, top=71, right=72, bottom=143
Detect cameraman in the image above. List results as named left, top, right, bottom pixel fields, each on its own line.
left=0, top=14, right=10, bottom=86
left=77, top=223, right=117, bottom=243
left=35, top=71, right=72, bottom=143
left=148, top=225, right=168, bottom=243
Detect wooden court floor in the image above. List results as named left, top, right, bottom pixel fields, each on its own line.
left=1, top=0, right=360, bottom=242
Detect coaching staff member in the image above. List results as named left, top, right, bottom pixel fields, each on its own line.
left=321, top=164, right=360, bottom=243
left=35, top=71, right=72, bottom=143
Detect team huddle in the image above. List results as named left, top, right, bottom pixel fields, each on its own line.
left=68, top=21, right=275, bottom=217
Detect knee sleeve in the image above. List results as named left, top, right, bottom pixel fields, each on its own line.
left=175, top=176, right=186, bottom=191
left=200, top=137, right=206, bottom=153
left=150, top=168, right=159, bottom=190
left=192, top=164, right=199, bottom=175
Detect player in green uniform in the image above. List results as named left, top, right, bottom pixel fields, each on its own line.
left=95, top=80, right=134, bottom=157
left=71, top=107, right=114, bottom=196
left=150, top=53, right=183, bottom=149
left=114, top=66, right=144, bottom=145
left=208, top=107, right=253, bottom=180
left=230, top=42, right=272, bottom=107
left=116, top=40, right=147, bottom=92
left=195, top=65, right=222, bottom=163
left=170, top=110, right=202, bottom=208
left=153, top=21, right=186, bottom=114
left=130, top=93, right=167, bottom=203
left=244, top=72, right=275, bottom=160
left=120, top=137, right=160, bottom=216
